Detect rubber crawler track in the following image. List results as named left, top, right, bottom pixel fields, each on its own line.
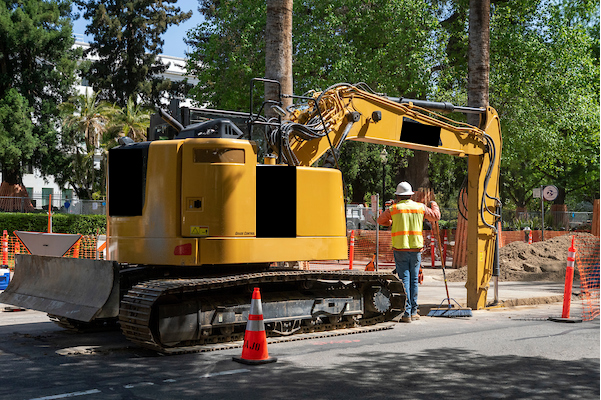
left=119, top=270, right=405, bottom=354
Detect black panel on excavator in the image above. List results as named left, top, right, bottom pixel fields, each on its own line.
left=399, top=117, right=442, bottom=148
left=108, top=143, right=150, bottom=216
left=256, top=165, right=296, bottom=238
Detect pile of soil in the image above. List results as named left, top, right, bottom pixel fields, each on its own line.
left=447, top=232, right=594, bottom=282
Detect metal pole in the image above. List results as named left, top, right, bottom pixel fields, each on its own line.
left=375, top=193, right=379, bottom=271
left=382, top=163, right=386, bottom=210
left=541, top=185, right=545, bottom=241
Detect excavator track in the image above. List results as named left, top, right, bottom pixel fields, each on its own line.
left=119, top=269, right=405, bottom=354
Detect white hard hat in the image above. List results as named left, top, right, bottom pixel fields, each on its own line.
left=395, top=182, right=414, bottom=196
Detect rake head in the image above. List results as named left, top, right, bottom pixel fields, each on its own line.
left=427, top=298, right=473, bottom=318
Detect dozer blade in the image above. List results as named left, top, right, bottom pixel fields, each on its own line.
left=0, top=255, right=120, bottom=322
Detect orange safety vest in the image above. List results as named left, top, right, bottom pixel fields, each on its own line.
left=390, top=200, right=425, bottom=250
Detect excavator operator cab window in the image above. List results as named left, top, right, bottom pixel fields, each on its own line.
left=193, top=148, right=245, bottom=164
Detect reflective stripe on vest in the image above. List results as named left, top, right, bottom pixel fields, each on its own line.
left=390, top=200, right=425, bottom=249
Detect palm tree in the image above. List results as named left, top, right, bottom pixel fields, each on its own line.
left=57, top=90, right=116, bottom=199
left=467, top=0, right=490, bottom=127
left=106, top=96, right=151, bottom=144
left=60, top=89, right=114, bottom=151
left=265, top=0, right=293, bottom=117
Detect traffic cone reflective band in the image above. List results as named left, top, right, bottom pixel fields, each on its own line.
left=233, top=287, right=277, bottom=365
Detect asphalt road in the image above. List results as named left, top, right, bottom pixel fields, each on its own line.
left=0, top=303, right=598, bottom=400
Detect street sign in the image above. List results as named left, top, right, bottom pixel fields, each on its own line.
left=543, top=185, right=559, bottom=201
left=533, top=188, right=541, bottom=198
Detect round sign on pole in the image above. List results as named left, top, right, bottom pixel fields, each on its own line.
left=543, top=185, right=559, bottom=201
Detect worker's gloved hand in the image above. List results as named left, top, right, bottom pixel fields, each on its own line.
left=418, top=267, right=424, bottom=284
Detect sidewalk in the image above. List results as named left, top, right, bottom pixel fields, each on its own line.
left=307, top=261, right=570, bottom=311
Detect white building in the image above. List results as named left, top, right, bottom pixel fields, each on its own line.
left=3, top=36, right=198, bottom=212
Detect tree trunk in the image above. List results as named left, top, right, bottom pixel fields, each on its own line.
left=550, top=204, right=569, bottom=230
left=265, top=0, right=293, bottom=118
left=467, top=0, right=490, bottom=127
left=396, top=150, right=431, bottom=191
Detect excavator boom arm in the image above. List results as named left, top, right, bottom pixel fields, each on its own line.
left=271, top=84, right=502, bottom=310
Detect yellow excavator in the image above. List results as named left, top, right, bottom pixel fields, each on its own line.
left=0, top=78, right=501, bottom=353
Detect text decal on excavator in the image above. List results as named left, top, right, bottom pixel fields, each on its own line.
left=190, top=226, right=209, bottom=236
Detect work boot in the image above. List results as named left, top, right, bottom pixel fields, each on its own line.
left=411, top=313, right=420, bottom=321
left=401, top=316, right=412, bottom=323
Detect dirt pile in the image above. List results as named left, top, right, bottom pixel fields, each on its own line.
left=447, top=232, right=595, bottom=282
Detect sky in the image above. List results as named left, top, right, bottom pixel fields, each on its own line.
left=71, top=0, right=202, bottom=59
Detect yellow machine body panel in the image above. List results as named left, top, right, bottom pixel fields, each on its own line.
left=180, top=139, right=257, bottom=238
left=296, top=167, right=345, bottom=237
left=107, top=138, right=347, bottom=266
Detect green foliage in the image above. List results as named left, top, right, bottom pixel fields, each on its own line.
left=186, top=0, right=267, bottom=110
left=187, top=0, right=443, bottom=107
left=0, top=213, right=106, bottom=235
left=428, top=152, right=467, bottom=208
left=293, top=0, right=442, bottom=97
left=0, top=0, right=79, bottom=184
left=0, top=89, right=36, bottom=181
left=188, top=0, right=443, bottom=198
left=491, top=1, right=600, bottom=208
left=435, top=0, right=600, bottom=209
left=56, top=93, right=152, bottom=198
left=105, top=96, right=152, bottom=143
left=339, top=142, right=411, bottom=203
left=52, top=90, right=115, bottom=199
left=75, top=0, right=192, bottom=107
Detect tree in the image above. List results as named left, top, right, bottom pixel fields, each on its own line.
left=105, top=96, right=151, bottom=144
left=433, top=0, right=599, bottom=211
left=0, top=89, right=36, bottom=210
left=265, top=0, right=293, bottom=116
left=75, top=0, right=192, bottom=107
left=467, top=0, right=489, bottom=127
left=61, top=90, right=114, bottom=150
left=55, top=90, right=115, bottom=199
left=0, top=0, right=79, bottom=210
left=186, top=0, right=267, bottom=111
left=187, top=0, right=444, bottom=196
left=489, top=0, right=600, bottom=209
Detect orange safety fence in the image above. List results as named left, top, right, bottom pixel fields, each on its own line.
left=333, top=229, right=583, bottom=268
left=342, top=229, right=456, bottom=265
left=575, top=235, right=600, bottom=321
left=0, top=233, right=104, bottom=269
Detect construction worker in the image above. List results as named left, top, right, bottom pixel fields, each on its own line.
left=377, top=182, right=440, bottom=323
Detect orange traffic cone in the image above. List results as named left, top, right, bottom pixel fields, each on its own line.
left=365, top=254, right=376, bottom=271
left=233, top=287, right=277, bottom=365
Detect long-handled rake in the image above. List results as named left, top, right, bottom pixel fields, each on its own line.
left=427, top=221, right=472, bottom=318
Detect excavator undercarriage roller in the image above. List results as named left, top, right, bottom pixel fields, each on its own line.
left=119, top=270, right=405, bottom=353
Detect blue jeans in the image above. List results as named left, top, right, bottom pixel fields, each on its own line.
left=394, top=250, right=421, bottom=317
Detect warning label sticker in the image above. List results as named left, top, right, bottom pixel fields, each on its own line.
left=190, top=226, right=209, bottom=236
